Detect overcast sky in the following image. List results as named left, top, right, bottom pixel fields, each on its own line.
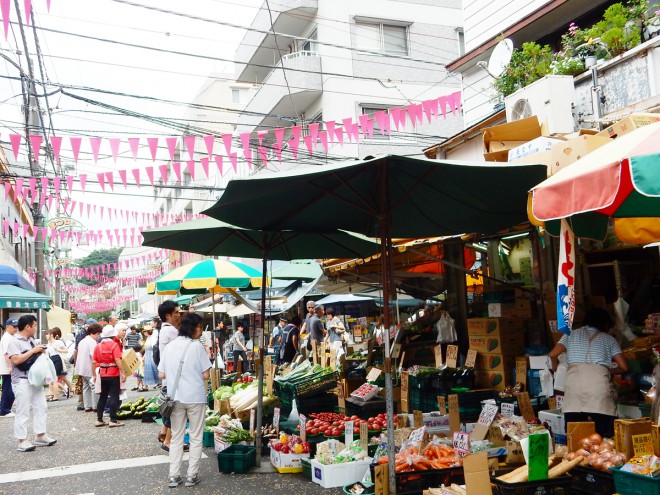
left=1, top=0, right=265, bottom=258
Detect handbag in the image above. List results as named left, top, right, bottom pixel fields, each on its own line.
left=16, top=342, right=38, bottom=372
left=157, top=340, right=193, bottom=418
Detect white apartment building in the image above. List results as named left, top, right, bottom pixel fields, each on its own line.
left=234, top=0, right=465, bottom=162
left=434, top=0, right=660, bottom=161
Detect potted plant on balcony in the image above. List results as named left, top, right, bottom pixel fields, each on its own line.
left=643, top=6, right=660, bottom=40
left=588, top=2, right=642, bottom=57
left=492, top=42, right=554, bottom=97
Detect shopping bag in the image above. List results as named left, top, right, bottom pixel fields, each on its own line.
left=28, top=354, right=57, bottom=386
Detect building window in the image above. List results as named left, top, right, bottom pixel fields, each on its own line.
left=232, top=88, right=247, bottom=104
left=361, top=106, right=389, bottom=140
left=301, top=29, right=318, bottom=52
left=355, top=21, right=409, bottom=56
left=456, top=28, right=465, bottom=57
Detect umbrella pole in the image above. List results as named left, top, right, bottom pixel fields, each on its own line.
left=255, top=255, right=267, bottom=467
left=379, top=214, right=396, bottom=495
left=212, top=290, right=217, bottom=368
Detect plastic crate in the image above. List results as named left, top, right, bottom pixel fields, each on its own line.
left=275, top=370, right=340, bottom=398
left=217, top=444, right=256, bottom=473
left=570, top=466, right=615, bottom=495
left=301, top=458, right=312, bottom=481
left=612, top=466, right=660, bottom=495
left=490, top=475, right=572, bottom=495
left=370, top=464, right=464, bottom=495
left=203, top=430, right=215, bottom=448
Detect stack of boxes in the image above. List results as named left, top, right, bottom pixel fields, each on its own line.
left=468, top=317, right=525, bottom=391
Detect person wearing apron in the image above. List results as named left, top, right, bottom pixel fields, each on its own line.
left=549, top=307, right=628, bottom=437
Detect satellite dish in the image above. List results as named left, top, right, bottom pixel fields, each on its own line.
left=487, top=38, right=513, bottom=78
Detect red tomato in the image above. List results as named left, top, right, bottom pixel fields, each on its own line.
left=339, top=424, right=345, bottom=431
left=368, top=417, right=375, bottom=423
left=351, top=415, right=359, bottom=420
left=311, top=428, right=320, bottom=435
left=353, top=428, right=360, bottom=435
left=296, top=425, right=300, bottom=430
left=332, top=428, right=341, bottom=436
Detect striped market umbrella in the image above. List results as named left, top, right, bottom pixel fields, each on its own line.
left=146, top=259, right=264, bottom=295
left=530, top=121, right=660, bottom=243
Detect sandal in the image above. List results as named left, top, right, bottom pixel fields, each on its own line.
left=47, top=398, right=58, bottom=402
left=95, top=421, right=108, bottom=427
left=108, top=421, right=125, bottom=428
left=158, top=432, right=166, bottom=443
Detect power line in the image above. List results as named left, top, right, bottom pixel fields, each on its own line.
left=265, top=0, right=298, bottom=119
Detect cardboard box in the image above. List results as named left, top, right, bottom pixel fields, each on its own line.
left=120, top=348, right=140, bottom=377
left=528, top=355, right=551, bottom=370
left=652, top=424, right=660, bottom=456
left=475, top=353, right=515, bottom=372
left=482, top=116, right=543, bottom=162
left=475, top=371, right=507, bottom=391
left=311, top=458, right=371, bottom=488
left=406, top=412, right=449, bottom=434
left=596, top=113, right=660, bottom=139
left=614, top=418, right=652, bottom=459
left=467, top=318, right=526, bottom=337
left=270, top=448, right=310, bottom=473
left=488, top=303, right=516, bottom=318
left=508, top=136, right=564, bottom=161
left=468, top=334, right=525, bottom=355
left=567, top=422, right=595, bottom=452
left=489, top=140, right=527, bottom=152
left=515, top=299, right=535, bottom=319
left=549, top=135, right=611, bottom=175
left=539, top=409, right=566, bottom=436
left=464, top=452, right=493, bottom=495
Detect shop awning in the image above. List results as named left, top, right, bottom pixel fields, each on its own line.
left=0, top=264, right=36, bottom=291
left=0, top=285, right=52, bottom=310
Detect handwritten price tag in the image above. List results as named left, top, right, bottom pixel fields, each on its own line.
left=345, top=420, right=354, bottom=445
left=556, top=395, right=564, bottom=410
left=299, top=414, right=307, bottom=442
left=434, top=345, right=443, bottom=367
left=453, top=431, right=470, bottom=455
left=501, top=402, right=515, bottom=417
left=273, top=407, right=281, bottom=434
left=446, top=345, right=458, bottom=368
left=633, top=433, right=654, bottom=456
left=465, top=349, right=477, bottom=368
left=408, top=426, right=426, bottom=446
left=477, top=404, right=499, bottom=427
left=367, top=367, right=382, bottom=382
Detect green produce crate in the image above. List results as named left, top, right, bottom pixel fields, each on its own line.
left=203, top=430, right=215, bottom=448
left=275, top=370, right=341, bottom=398
left=612, top=466, right=660, bottom=495
left=217, top=444, right=256, bottom=474
left=301, top=458, right=312, bottom=481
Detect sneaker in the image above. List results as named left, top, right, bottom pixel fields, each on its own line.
left=77, top=403, right=85, bottom=411
left=33, top=434, right=57, bottom=447
left=168, top=476, right=182, bottom=488
left=17, top=440, right=36, bottom=452
left=184, top=475, right=200, bottom=487
left=0, top=412, right=15, bottom=418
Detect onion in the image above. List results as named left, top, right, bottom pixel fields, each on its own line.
left=611, top=456, right=624, bottom=467
left=592, top=457, right=605, bottom=469
left=615, top=453, right=628, bottom=464
left=589, top=433, right=603, bottom=445
left=599, top=451, right=613, bottom=461
left=602, top=439, right=615, bottom=449
left=580, top=438, right=593, bottom=449
left=565, top=452, right=578, bottom=461
left=602, top=461, right=615, bottom=470
left=589, top=444, right=603, bottom=454
left=587, top=453, right=599, bottom=465
left=599, top=443, right=613, bottom=452
left=576, top=449, right=591, bottom=458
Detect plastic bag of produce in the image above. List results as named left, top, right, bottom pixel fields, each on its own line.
left=288, top=398, right=299, bottom=422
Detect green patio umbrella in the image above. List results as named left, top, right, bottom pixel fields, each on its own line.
left=203, top=154, right=547, bottom=488
left=142, top=218, right=379, bottom=466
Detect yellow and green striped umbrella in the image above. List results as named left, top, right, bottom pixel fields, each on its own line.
left=147, top=259, right=264, bottom=295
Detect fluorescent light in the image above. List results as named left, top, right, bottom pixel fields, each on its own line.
left=501, top=232, right=529, bottom=240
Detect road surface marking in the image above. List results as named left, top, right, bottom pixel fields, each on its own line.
left=0, top=453, right=207, bottom=484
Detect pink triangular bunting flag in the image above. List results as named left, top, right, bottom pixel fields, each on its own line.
left=50, top=136, right=62, bottom=161
left=229, top=153, right=238, bottom=172
left=145, top=166, right=155, bottom=186
left=406, top=103, right=424, bottom=126
left=171, top=162, right=182, bottom=183
left=186, top=160, right=196, bottom=180
left=200, top=157, right=209, bottom=178
left=29, top=135, right=42, bottom=164
left=222, top=134, right=233, bottom=156
left=203, top=135, right=215, bottom=157
left=214, top=155, right=224, bottom=176
left=422, top=98, right=439, bottom=123
left=108, top=138, right=121, bottom=163
left=158, top=164, right=168, bottom=184
left=66, top=175, right=73, bottom=194
left=319, top=131, right=328, bottom=153
left=438, top=96, right=448, bottom=118
left=183, top=136, right=196, bottom=161
left=303, top=135, right=314, bottom=156
left=23, top=0, right=31, bottom=26
left=9, top=134, right=21, bottom=160
left=118, top=169, right=127, bottom=188
left=89, top=137, right=102, bottom=163
left=105, top=172, right=114, bottom=191
left=1, top=0, right=10, bottom=40
left=147, top=137, right=158, bottom=162
left=70, top=137, right=82, bottom=163
left=128, top=137, right=140, bottom=160
left=131, top=169, right=141, bottom=188
left=79, top=174, right=87, bottom=193
left=97, top=172, right=106, bottom=192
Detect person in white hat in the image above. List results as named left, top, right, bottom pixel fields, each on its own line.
left=91, top=325, right=125, bottom=427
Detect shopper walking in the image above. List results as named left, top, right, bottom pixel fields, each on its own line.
left=46, top=328, right=73, bottom=401
left=142, top=325, right=159, bottom=390
left=92, top=325, right=125, bottom=427
left=125, top=326, right=142, bottom=350
left=550, top=307, right=628, bottom=437
left=0, top=318, right=18, bottom=417
left=7, top=315, right=57, bottom=451
left=280, top=316, right=301, bottom=364
left=269, top=317, right=287, bottom=365
left=75, top=323, right=102, bottom=413
left=308, top=305, right=326, bottom=357
left=158, top=312, right=211, bottom=488
left=73, top=318, right=97, bottom=411
left=231, top=323, right=248, bottom=374
left=157, top=300, right=181, bottom=451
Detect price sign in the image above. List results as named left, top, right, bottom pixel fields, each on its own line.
left=501, top=402, right=515, bottom=417
left=413, top=410, right=424, bottom=428
left=556, top=395, right=564, bottom=410
left=633, top=433, right=654, bottom=456
left=360, top=422, right=369, bottom=452
left=401, top=371, right=409, bottom=413
left=446, top=345, right=458, bottom=368
left=408, top=426, right=426, bottom=446
left=345, top=420, right=354, bottom=445
left=517, top=392, right=536, bottom=422
left=448, top=394, right=460, bottom=433
left=516, top=357, right=527, bottom=387
left=547, top=397, right=557, bottom=410
left=465, top=349, right=477, bottom=368
left=367, top=367, right=383, bottom=382
left=299, top=414, right=307, bottom=442
left=434, top=345, right=443, bottom=367
left=453, top=431, right=470, bottom=455
left=250, top=408, right=255, bottom=436
left=528, top=433, right=550, bottom=481
left=478, top=404, right=499, bottom=427
left=330, top=349, right=337, bottom=370
left=273, top=407, right=281, bottom=434
left=437, top=396, right=446, bottom=414
left=337, top=379, right=346, bottom=410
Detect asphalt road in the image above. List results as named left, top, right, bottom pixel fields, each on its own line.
left=0, top=381, right=347, bottom=495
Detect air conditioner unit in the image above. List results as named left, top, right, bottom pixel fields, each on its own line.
left=505, top=75, right=576, bottom=135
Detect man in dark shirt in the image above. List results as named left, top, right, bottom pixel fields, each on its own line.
left=308, top=305, right=326, bottom=354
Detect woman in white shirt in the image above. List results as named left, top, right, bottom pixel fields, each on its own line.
left=46, top=328, right=73, bottom=401
left=142, top=326, right=160, bottom=390
left=158, top=312, right=211, bottom=489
